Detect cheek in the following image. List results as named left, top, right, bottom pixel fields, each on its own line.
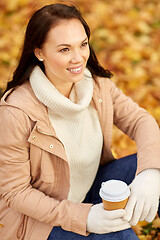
left=43, top=48, right=66, bottom=69
left=47, top=56, right=66, bottom=69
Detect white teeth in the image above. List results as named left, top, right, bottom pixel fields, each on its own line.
left=68, top=66, right=82, bottom=72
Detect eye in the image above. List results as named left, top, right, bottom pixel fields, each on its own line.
left=81, top=42, right=88, bottom=47
left=60, top=48, right=69, bottom=53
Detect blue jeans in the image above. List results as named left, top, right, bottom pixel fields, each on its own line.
left=47, top=154, right=153, bottom=239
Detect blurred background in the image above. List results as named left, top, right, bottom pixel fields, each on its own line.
left=0, top=0, right=160, bottom=237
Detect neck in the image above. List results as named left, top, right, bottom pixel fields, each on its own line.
left=44, top=68, right=73, bottom=98
left=53, top=82, right=73, bottom=98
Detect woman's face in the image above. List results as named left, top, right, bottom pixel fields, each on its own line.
left=35, top=19, right=90, bottom=96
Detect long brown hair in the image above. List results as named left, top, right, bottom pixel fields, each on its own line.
left=5, top=3, right=113, bottom=93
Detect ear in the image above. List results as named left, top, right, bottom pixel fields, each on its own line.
left=34, top=48, right=44, bottom=61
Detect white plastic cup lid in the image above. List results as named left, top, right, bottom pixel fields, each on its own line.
left=99, top=180, right=130, bottom=202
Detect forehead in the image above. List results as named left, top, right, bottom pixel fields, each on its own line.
left=45, top=19, right=87, bottom=45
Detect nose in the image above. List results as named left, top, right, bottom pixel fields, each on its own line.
left=70, top=50, right=83, bottom=63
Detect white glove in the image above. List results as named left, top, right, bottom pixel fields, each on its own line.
left=86, top=203, right=131, bottom=234
left=124, top=169, right=160, bottom=226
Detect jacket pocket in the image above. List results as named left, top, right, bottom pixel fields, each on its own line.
left=0, top=206, right=22, bottom=240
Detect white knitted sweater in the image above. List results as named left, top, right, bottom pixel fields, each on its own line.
left=30, top=66, right=103, bottom=203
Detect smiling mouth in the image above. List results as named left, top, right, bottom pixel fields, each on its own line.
left=67, top=66, right=83, bottom=73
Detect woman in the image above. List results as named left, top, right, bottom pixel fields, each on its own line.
left=0, top=3, right=160, bottom=240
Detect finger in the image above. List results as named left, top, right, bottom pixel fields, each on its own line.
left=110, top=222, right=131, bottom=232
left=130, top=200, right=145, bottom=226
left=123, top=194, right=137, bottom=221
left=139, top=202, right=150, bottom=221
left=145, top=204, right=158, bottom=222
left=106, top=218, right=129, bottom=227
left=106, top=209, right=126, bottom=220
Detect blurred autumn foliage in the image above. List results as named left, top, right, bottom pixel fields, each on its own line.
left=0, top=0, right=160, bottom=238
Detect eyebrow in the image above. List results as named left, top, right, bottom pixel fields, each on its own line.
left=57, top=37, right=88, bottom=47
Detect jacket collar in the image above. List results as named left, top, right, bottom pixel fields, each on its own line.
left=1, top=82, right=55, bottom=136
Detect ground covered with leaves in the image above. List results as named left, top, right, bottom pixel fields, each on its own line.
left=0, top=0, right=160, bottom=239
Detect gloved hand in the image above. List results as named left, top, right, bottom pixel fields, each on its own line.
left=86, top=203, right=131, bottom=234
left=124, top=169, right=160, bottom=226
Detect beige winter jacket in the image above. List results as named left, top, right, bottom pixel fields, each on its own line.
left=0, top=76, right=160, bottom=240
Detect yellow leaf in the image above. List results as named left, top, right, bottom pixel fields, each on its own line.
left=132, top=224, right=143, bottom=235
left=152, top=217, right=160, bottom=229
left=138, top=220, right=149, bottom=227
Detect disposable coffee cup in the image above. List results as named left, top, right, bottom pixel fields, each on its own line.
left=99, top=180, right=130, bottom=211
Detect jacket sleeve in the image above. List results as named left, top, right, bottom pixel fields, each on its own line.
left=0, top=107, right=92, bottom=236
left=110, top=80, right=160, bottom=173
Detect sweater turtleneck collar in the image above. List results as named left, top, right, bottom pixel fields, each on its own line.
left=30, top=66, right=93, bottom=117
